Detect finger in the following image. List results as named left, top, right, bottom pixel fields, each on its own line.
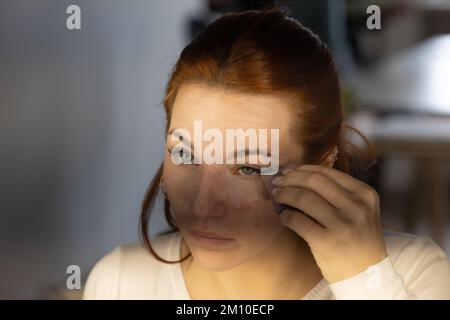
left=279, top=208, right=326, bottom=243
left=296, top=164, right=366, bottom=192
left=276, top=169, right=356, bottom=211
left=274, top=186, right=345, bottom=228
left=298, top=164, right=380, bottom=213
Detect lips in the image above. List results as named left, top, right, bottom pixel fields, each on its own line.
left=190, top=229, right=232, bottom=240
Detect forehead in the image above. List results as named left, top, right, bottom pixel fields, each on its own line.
left=168, top=83, right=305, bottom=166
left=170, top=83, right=294, bottom=143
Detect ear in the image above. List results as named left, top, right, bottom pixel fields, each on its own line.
left=322, top=157, right=335, bottom=168
left=321, top=147, right=338, bottom=168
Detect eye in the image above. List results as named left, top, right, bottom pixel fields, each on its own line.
left=167, top=147, right=196, bottom=165
left=235, top=166, right=261, bottom=176
left=179, top=148, right=194, bottom=163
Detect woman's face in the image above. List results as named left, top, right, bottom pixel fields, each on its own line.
left=163, top=83, right=304, bottom=271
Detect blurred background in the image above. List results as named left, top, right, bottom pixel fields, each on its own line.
left=1, top=0, right=449, bottom=299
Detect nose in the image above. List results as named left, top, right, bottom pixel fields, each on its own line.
left=191, top=166, right=227, bottom=220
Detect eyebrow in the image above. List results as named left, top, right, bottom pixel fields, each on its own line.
left=167, top=128, right=272, bottom=161
left=228, top=149, right=271, bottom=162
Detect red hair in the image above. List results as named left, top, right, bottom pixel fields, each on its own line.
left=140, top=7, right=377, bottom=263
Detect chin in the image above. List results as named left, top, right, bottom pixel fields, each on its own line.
left=189, top=247, right=243, bottom=271
left=194, top=257, right=242, bottom=272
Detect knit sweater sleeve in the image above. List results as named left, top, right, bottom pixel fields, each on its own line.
left=328, top=235, right=450, bottom=299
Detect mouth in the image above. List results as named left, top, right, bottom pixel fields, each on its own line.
left=188, top=229, right=235, bottom=247
left=190, top=229, right=233, bottom=240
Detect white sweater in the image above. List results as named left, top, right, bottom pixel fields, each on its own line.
left=83, top=230, right=450, bottom=300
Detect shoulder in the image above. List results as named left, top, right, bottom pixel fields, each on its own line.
left=383, top=229, right=448, bottom=263
left=382, top=229, right=450, bottom=298
left=83, top=231, right=182, bottom=299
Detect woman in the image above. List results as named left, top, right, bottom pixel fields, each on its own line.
left=83, top=8, right=450, bottom=300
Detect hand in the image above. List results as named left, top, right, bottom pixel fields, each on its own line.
left=273, top=164, right=388, bottom=283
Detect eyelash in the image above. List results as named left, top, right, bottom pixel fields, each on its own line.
left=234, top=166, right=261, bottom=176
left=166, top=147, right=261, bottom=176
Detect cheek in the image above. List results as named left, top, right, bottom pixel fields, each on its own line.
left=227, top=210, right=284, bottom=267
left=242, top=202, right=283, bottom=235
left=163, top=163, right=197, bottom=207
left=233, top=178, right=284, bottom=246
left=225, top=173, right=273, bottom=211
left=234, top=187, right=283, bottom=239
left=163, top=162, right=279, bottom=227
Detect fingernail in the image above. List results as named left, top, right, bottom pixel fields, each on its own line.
left=272, top=176, right=284, bottom=186
left=282, top=168, right=294, bottom=175
left=272, top=187, right=280, bottom=196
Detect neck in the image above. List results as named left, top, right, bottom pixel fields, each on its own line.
left=180, top=229, right=323, bottom=299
